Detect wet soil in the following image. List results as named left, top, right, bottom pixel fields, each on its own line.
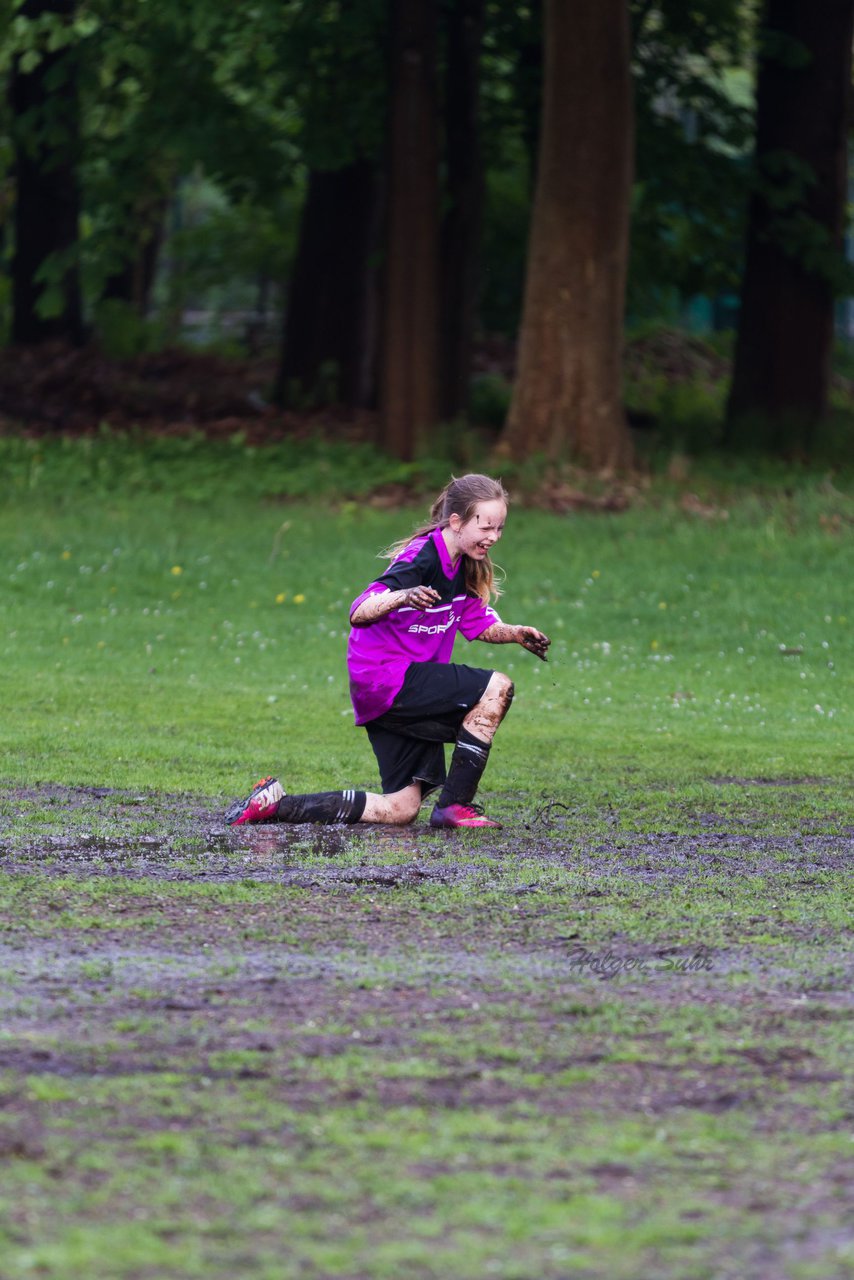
left=2, top=782, right=851, bottom=885
left=1, top=782, right=851, bottom=1278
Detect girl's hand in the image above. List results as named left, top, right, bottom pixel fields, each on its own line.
left=351, top=585, right=441, bottom=627
left=403, top=586, right=442, bottom=611
left=517, top=626, right=551, bottom=661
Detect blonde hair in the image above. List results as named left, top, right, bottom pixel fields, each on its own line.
left=384, top=473, right=509, bottom=602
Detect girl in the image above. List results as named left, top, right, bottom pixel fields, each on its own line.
left=225, top=473, right=550, bottom=830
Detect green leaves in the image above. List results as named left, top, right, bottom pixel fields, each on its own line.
left=630, top=1, right=754, bottom=307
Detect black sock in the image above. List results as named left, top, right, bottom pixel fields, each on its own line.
left=436, top=727, right=491, bottom=808
left=275, top=790, right=367, bottom=824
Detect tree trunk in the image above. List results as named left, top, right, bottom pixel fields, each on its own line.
left=502, top=0, right=634, bottom=470
left=439, top=0, right=485, bottom=421
left=274, top=161, right=382, bottom=409
left=9, top=0, right=84, bottom=346
left=379, top=0, right=440, bottom=460
left=726, top=0, right=854, bottom=448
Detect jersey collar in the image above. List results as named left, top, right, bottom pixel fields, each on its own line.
left=433, top=527, right=459, bottom=579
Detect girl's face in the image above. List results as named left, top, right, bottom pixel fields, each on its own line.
left=448, top=498, right=507, bottom=561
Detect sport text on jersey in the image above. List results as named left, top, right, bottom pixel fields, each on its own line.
left=406, top=609, right=460, bottom=636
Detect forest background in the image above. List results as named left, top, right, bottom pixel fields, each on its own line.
left=1, top=0, right=854, bottom=474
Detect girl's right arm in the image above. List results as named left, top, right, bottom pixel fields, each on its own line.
left=350, top=585, right=441, bottom=627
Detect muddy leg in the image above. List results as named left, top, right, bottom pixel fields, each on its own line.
left=434, top=672, right=514, bottom=810
left=461, top=672, right=515, bottom=743
left=360, top=784, right=422, bottom=825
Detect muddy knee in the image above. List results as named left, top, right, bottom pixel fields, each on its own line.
left=491, top=671, right=515, bottom=710
left=386, top=790, right=421, bottom=825
left=363, top=784, right=421, bottom=825
left=486, top=670, right=514, bottom=721
left=464, top=672, right=514, bottom=740
left=390, top=804, right=419, bottom=826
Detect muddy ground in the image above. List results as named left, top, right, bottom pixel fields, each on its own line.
left=0, top=783, right=851, bottom=1279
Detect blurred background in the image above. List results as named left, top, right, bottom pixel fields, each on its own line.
left=1, top=0, right=853, bottom=468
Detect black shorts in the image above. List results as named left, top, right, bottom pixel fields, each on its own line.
left=364, top=662, right=494, bottom=796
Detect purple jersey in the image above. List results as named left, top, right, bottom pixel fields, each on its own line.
left=347, top=528, right=501, bottom=725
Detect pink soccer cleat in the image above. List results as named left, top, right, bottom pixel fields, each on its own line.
left=429, top=802, right=502, bottom=829
left=225, top=776, right=284, bottom=826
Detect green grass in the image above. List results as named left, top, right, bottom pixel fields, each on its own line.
left=0, top=432, right=851, bottom=804
left=0, top=868, right=851, bottom=1279
left=0, top=434, right=852, bottom=1279
left=0, top=865, right=851, bottom=1279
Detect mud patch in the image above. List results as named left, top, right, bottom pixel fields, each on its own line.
left=1, top=783, right=852, bottom=886
left=0, top=781, right=851, bottom=1280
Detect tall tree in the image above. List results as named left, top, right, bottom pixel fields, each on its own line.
left=275, top=161, right=381, bottom=408
left=380, top=0, right=440, bottom=460
left=271, top=0, right=385, bottom=410
left=726, top=0, right=854, bottom=447
left=439, top=0, right=485, bottom=421
left=9, top=0, right=84, bottom=345
left=502, top=0, right=634, bottom=469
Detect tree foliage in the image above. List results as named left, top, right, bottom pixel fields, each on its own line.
left=0, top=0, right=851, bottom=460
left=630, top=0, right=754, bottom=308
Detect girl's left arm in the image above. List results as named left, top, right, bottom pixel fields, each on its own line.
left=477, top=622, right=551, bottom=662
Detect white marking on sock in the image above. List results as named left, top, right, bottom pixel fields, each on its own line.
left=336, top=790, right=353, bottom=822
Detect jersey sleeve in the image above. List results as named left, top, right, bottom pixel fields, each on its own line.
left=374, top=558, right=430, bottom=592
left=348, top=537, right=432, bottom=617
left=348, top=581, right=388, bottom=618
left=457, top=593, right=501, bottom=641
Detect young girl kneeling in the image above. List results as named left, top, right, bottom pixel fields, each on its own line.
left=225, top=473, right=550, bottom=830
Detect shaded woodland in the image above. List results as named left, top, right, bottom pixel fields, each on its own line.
left=1, top=0, right=853, bottom=465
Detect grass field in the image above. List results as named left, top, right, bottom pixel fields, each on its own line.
left=0, top=434, right=852, bottom=1279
